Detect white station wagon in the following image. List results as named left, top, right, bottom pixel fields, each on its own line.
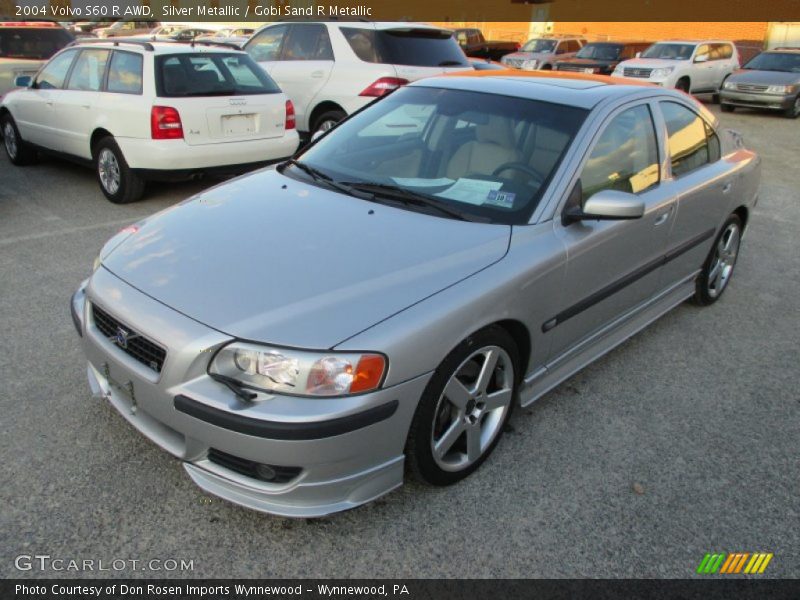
left=1, top=40, right=299, bottom=203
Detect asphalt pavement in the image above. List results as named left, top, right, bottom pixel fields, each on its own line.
left=1, top=104, right=798, bottom=578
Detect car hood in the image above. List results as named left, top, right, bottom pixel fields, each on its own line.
left=728, top=69, right=800, bottom=85
left=618, top=58, right=686, bottom=70
left=101, top=169, right=511, bottom=349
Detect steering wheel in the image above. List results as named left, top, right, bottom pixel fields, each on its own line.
left=491, top=162, right=545, bottom=185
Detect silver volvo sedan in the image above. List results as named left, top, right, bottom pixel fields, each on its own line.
left=71, top=71, right=760, bottom=517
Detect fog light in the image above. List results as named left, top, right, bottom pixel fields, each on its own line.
left=255, top=464, right=277, bottom=481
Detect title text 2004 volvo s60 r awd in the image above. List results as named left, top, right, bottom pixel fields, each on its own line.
left=71, top=70, right=760, bottom=517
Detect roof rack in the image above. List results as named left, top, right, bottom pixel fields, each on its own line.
left=185, top=39, right=245, bottom=50
left=68, top=38, right=154, bottom=51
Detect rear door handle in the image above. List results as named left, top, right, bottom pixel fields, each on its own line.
left=310, top=70, right=324, bottom=78
left=81, top=104, right=91, bottom=109
left=722, top=182, right=732, bottom=194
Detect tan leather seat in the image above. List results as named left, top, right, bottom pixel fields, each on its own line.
left=446, top=116, right=520, bottom=180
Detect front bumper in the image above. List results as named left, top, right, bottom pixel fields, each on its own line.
left=72, top=269, right=431, bottom=517
left=720, top=90, right=795, bottom=111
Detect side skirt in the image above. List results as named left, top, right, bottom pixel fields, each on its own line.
left=520, top=272, right=698, bottom=408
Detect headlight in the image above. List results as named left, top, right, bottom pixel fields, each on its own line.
left=583, top=67, right=598, bottom=74
left=522, top=59, right=538, bottom=70
left=612, top=67, right=623, bottom=77
left=209, top=342, right=387, bottom=398
left=650, top=67, right=675, bottom=79
left=766, top=84, right=794, bottom=94
left=723, top=81, right=736, bottom=90
left=92, top=255, right=102, bottom=272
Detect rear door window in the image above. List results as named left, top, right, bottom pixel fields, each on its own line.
left=156, top=53, right=281, bottom=97
left=66, top=49, right=109, bottom=91
left=283, top=24, right=333, bottom=61
left=342, top=28, right=469, bottom=67
left=107, top=51, right=143, bottom=94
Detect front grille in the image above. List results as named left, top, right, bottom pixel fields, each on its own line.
left=207, top=449, right=302, bottom=484
left=735, top=83, right=769, bottom=93
left=92, top=304, right=166, bottom=373
left=504, top=58, right=525, bottom=68
left=556, top=63, right=584, bottom=72
left=623, top=67, right=653, bottom=78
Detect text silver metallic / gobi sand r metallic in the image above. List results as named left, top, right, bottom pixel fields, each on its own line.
left=72, top=70, right=760, bottom=517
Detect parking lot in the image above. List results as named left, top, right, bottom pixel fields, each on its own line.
left=1, top=103, right=798, bottom=579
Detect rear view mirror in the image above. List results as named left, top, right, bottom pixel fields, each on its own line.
left=635, top=51, right=642, bottom=58
left=694, top=54, right=709, bottom=63
left=14, top=75, right=32, bottom=88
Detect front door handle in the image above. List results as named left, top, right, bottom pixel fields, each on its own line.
left=310, top=70, right=324, bottom=78
left=81, top=104, right=91, bottom=109
left=722, top=182, right=732, bottom=194
left=654, top=206, right=674, bottom=227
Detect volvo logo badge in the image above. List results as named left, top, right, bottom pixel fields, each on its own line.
left=113, top=326, right=130, bottom=350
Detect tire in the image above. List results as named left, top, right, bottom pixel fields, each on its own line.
left=721, top=104, right=735, bottom=113
left=406, top=326, right=519, bottom=486
left=783, top=95, right=800, bottom=119
left=693, top=214, right=742, bottom=306
left=675, top=78, right=690, bottom=93
left=312, top=110, right=346, bottom=136
left=540, top=64, right=552, bottom=70
left=1, top=113, right=38, bottom=165
left=93, top=136, right=145, bottom=204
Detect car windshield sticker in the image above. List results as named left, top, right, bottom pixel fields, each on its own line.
left=485, top=190, right=516, bottom=208
left=392, top=177, right=455, bottom=188
left=435, top=178, right=503, bottom=205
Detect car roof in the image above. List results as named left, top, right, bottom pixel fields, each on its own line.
left=414, top=70, right=666, bottom=110
left=67, top=39, right=245, bottom=54
left=653, top=39, right=733, bottom=45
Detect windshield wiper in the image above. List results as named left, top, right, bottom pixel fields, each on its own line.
left=340, top=182, right=489, bottom=222
left=279, top=159, right=374, bottom=199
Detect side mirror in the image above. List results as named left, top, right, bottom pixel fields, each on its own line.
left=14, top=75, right=32, bottom=88
left=635, top=51, right=642, bottom=58
left=694, top=54, right=709, bottom=63
left=564, top=188, right=644, bottom=224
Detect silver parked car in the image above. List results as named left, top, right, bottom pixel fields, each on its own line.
left=71, top=71, right=760, bottom=517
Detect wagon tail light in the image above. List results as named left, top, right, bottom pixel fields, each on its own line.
left=359, top=77, right=409, bottom=98
left=285, top=100, right=295, bottom=130
left=150, top=106, right=183, bottom=140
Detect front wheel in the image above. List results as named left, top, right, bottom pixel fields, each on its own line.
left=94, top=136, right=144, bottom=204
left=783, top=95, right=800, bottom=119
left=1, top=113, right=38, bottom=165
left=675, top=78, right=690, bottom=93
left=406, top=326, right=519, bottom=486
left=721, top=103, right=735, bottom=113
left=693, top=215, right=742, bottom=306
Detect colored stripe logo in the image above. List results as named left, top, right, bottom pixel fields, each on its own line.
left=697, top=552, right=773, bottom=574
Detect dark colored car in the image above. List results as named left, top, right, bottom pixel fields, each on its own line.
left=720, top=49, right=800, bottom=118
left=0, top=22, right=74, bottom=98
left=555, top=41, right=652, bottom=75
left=454, top=28, right=519, bottom=61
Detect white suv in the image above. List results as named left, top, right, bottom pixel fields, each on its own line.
left=1, top=40, right=299, bottom=203
left=244, top=21, right=471, bottom=135
left=612, top=40, right=739, bottom=97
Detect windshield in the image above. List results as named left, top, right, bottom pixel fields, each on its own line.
left=155, top=53, right=280, bottom=97
left=0, top=28, right=74, bottom=60
left=342, top=28, right=469, bottom=67
left=576, top=43, right=623, bottom=60
left=743, top=52, right=800, bottom=72
left=521, top=39, right=557, bottom=53
left=294, top=86, right=587, bottom=225
left=640, top=43, right=695, bottom=60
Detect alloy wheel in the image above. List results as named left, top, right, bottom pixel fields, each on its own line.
left=3, top=122, right=18, bottom=160
left=430, top=345, right=514, bottom=472
left=317, top=119, right=337, bottom=133
left=707, top=222, right=740, bottom=298
left=98, top=148, right=121, bottom=195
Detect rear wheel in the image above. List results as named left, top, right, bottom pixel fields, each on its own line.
left=94, top=136, right=144, bottom=204
left=406, top=326, right=519, bottom=486
left=312, top=110, right=346, bottom=136
left=1, top=113, right=38, bottom=165
left=693, top=215, right=742, bottom=306
left=783, top=95, right=800, bottom=119
left=721, top=104, right=735, bottom=113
